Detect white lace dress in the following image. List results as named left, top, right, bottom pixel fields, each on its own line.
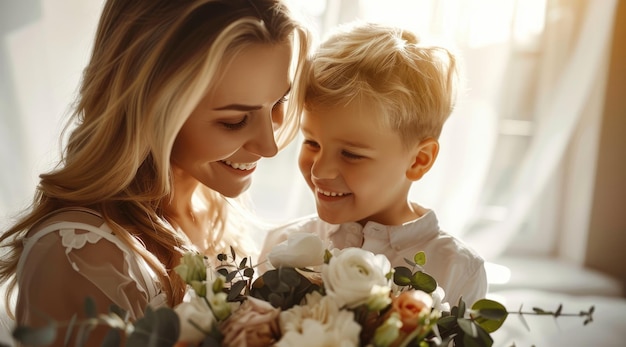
left=15, top=209, right=167, bottom=326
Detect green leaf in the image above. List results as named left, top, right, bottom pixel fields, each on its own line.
left=413, top=251, right=426, bottom=266
left=84, top=297, right=97, bottom=318
left=324, top=249, right=332, bottom=264
left=228, top=280, right=247, bottom=301
left=410, top=271, right=437, bottom=293
left=462, top=322, right=493, bottom=347
left=239, top=257, right=248, bottom=269
left=457, top=318, right=478, bottom=338
left=64, top=313, right=77, bottom=346
left=457, top=297, right=467, bottom=318
left=230, top=246, right=236, bottom=262
left=109, top=304, right=127, bottom=320
left=100, top=329, right=122, bottom=347
left=127, top=306, right=180, bottom=347
left=12, top=321, right=57, bottom=346
left=393, top=266, right=412, bottom=286
left=225, top=270, right=238, bottom=283
left=471, top=299, right=509, bottom=333
left=243, top=267, right=255, bottom=278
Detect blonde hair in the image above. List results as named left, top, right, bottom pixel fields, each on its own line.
left=0, top=0, right=310, bottom=312
left=301, top=21, right=457, bottom=146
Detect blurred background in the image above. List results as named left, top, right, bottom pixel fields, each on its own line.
left=1, top=0, right=625, bottom=345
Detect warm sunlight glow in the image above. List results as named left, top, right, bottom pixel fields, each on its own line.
left=485, top=261, right=512, bottom=285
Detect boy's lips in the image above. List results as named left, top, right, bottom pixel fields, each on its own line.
left=316, top=187, right=352, bottom=198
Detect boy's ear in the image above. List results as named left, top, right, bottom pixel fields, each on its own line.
left=406, top=138, right=439, bottom=181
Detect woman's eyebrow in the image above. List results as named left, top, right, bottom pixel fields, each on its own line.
left=213, top=104, right=262, bottom=111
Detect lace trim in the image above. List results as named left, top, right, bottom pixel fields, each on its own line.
left=58, top=228, right=104, bottom=271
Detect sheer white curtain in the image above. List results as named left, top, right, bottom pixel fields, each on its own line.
left=249, top=0, right=618, bottom=262
left=0, top=0, right=618, bottom=263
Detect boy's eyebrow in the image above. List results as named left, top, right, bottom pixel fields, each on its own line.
left=338, top=139, right=375, bottom=149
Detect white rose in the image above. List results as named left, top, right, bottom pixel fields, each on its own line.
left=174, top=293, right=216, bottom=344
left=322, top=248, right=391, bottom=309
left=431, top=286, right=451, bottom=313
left=267, top=232, right=325, bottom=268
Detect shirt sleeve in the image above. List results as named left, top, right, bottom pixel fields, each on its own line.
left=16, top=228, right=151, bottom=346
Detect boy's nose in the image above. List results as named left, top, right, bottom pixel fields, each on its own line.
left=310, top=153, right=338, bottom=180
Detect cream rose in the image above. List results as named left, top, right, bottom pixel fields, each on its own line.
left=267, top=232, right=326, bottom=268
left=174, top=294, right=216, bottom=344
left=322, top=248, right=391, bottom=308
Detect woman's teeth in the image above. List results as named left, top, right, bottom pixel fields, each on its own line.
left=222, top=160, right=256, bottom=170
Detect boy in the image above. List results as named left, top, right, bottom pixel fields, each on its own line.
left=261, top=21, right=487, bottom=306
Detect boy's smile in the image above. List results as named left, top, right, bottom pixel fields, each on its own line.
left=298, top=100, right=421, bottom=226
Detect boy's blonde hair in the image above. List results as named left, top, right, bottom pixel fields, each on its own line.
left=301, top=21, right=457, bottom=146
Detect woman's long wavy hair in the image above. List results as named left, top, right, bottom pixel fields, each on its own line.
left=0, top=0, right=310, bottom=314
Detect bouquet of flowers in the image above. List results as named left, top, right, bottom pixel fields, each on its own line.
left=169, top=232, right=593, bottom=347
left=12, top=232, right=594, bottom=347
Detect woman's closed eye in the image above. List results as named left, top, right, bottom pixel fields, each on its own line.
left=272, top=96, right=288, bottom=110
left=220, top=115, right=249, bottom=130
left=302, top=139, right=320, bottom=149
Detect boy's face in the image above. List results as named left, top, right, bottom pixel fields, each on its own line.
left=299, top=101, right=418, bottom=226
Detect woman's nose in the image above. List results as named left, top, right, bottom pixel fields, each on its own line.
left=246, top=113, right=279, bottom=158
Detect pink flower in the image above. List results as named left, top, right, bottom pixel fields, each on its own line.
left=390, top=290, right=433, bottom=333
left=219, top=297, right=281, bottom=347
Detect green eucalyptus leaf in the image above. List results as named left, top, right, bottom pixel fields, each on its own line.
left=225, top=270, right=238, bottom=283
left=403, top=258, right=416, bottom=267
left=324, top=249, right=332, bottom=264
left=393, top=266, right=412, bottom=286
left=410, top=271, right=437, bottom=293
left=457, top=318, right=478, bottom=338
left=228, top=280, right=247, bottom=301
left=12, top=322, right=57, bottom=346
left=109, top=304, right=127, bottom=320
left=84, top=297, right=98, bottom=318
left=413, top=251, right=426, bottom=266
left=100, top=329, right=122, bottom=347
left=230, top=246, right=236, bottom=262
left=279, top=268, right=303, bottom=287
left=64, top=313, right=77, bottom=347
left=127, top=306, right=179, bottom=347
left=217, top=268, right=228, bottom=277
left=436, top=315, right=458, bottom=331
left=457, top=298, right=467, bottom=319
left=462, top=322, right=493, bottom=347
left=239, top=257, right=248, bottom=269
left=243, top=267, right=255, bottom=278
left=471, top=299, right=509, bottom=333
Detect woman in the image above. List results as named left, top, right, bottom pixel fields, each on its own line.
left=0, top=0, right=310, bottom=344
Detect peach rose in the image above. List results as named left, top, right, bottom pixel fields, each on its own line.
left=219, top=297, right=281, bottom=347
left=391, top=290, right=433, bottom=333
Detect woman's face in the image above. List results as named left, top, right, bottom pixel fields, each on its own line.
left=171, top=43, right=292, bottom=198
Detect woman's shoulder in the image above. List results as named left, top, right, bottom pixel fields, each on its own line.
left=23, top=207, right=123, bottom=253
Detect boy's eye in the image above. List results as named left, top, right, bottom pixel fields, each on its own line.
left=342, top=150, right=365, bottom=160
left=221, top=115, right=248, bottom=130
